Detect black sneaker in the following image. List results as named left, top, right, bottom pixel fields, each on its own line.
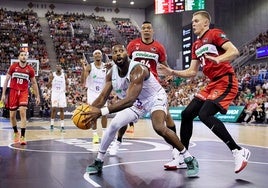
left=86, top=159, right=104, bottom=175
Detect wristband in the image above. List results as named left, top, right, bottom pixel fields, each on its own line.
left=100, top=107, right=109, bottom=116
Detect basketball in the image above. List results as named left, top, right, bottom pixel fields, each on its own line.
left=72, top=104, right=93, bottom=130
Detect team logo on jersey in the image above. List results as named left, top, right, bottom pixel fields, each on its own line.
left=202, top=38, right=208, bottom=43
left=219, top=33, right=228, bottom=40
left=135, top=43, right=140, bottom=50
left=151, top=47, right=156, bottom=52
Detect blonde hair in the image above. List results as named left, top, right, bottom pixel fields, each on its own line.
left=193, top=11, right=211, bottom=22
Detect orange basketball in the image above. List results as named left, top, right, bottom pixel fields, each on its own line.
left=72, top=104, right=93, bottom=130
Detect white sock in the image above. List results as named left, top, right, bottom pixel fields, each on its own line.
left=180, top=148, right=192, bottom=159
left=51, top=119, right=54, bottom=126
left=102, top=128, right=106, bottom=136
left=93, top=130, right=98, bottom=135
left=97, top=151, right=105, bottom=161
left=60, top=120, right=64, bottom=128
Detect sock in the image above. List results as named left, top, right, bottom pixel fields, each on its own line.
left=60, top=120, right=64, bottom=128
left=13, top=126, right=18, bottom=133
left=21, top=128, right=26, bottom=137
left=93, top=130, right=98, bottom=136
left=51, top=119, right=54, bottom=126
left=180, top=148, right=192, bottom=159
left=102, top=128, right=106, bottom=136
left=97, top=151, right=105, bottom=161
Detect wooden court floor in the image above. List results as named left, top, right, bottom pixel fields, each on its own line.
left=0, top=117, right=268, bottom=188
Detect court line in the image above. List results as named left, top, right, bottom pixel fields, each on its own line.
left=84, top=158, right=268, bottom=187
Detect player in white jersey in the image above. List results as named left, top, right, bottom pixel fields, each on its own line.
left=81, top=49, right=107, bottom=144
left=82, top=45, right=199, bottom=177
left=47, top=64, right=68, bottom=132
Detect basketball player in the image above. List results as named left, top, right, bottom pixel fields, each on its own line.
left=47, top=63, right=68, bottom=132
left=110, top=21, right=185, bottom=169
left=81, top=49, right=107, bottom=144
left=1, top=50, right=40, bottom=145
left=83, top=44, right=199, bottom=177
left=159, top=11, right=250, bottom=173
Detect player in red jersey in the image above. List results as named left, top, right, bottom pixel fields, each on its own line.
left=1, top=50, right=40, bottom=145
left=159, top=11, right=250, bottom=174
left=109, top=21, right=187, bottom=169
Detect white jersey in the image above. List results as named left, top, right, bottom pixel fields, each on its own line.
left=111, top=60, right=167, bottom=116
left=51, top=72, right=67, bottom=108
left=51, top=72, right=66, bottom=93
left=85, top=62, right=107, bottom=104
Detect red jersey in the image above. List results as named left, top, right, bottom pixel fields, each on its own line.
left=191, top=28, right=235, bottom=80
left=127, top=38, right=167, bottom=79
left=8, top=62, right=35, bottom=91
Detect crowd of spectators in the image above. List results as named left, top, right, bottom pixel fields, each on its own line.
left=1, top=8, right=268, bottom=124
left=0, top=8, right=48, bottom=74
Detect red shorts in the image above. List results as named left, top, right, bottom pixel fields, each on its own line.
left=6, top=88, right=29, bottom=111
left=195, top=74, right=238, bottom=114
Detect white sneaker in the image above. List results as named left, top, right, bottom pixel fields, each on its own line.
left=109, top=141, right=121, bottom=156
left=232, top=147, right=251, bottom=173
left=164, top=149, right=187, bottom=170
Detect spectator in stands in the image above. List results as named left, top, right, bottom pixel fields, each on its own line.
left=159, top=10, right=250, bottom=174
left=251, top=98, right=265, bottom=124
left=243, top=98, right=258, bottom=123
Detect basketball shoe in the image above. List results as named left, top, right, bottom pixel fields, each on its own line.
left=13, top=132, right=20, bottom=143
left=232, top=147, right=251, bottom=173
left=20, top=136, right=27, bottom=145
left=109, top=141, right=121, bottom=155
left=92, top=134, right=100, bottom=144
left=126, top=126, right=134, bottom=133
left=86, top=159, right=103, bottom=174
left=184, top=156, right=199, bottom=177
left=164, top=148, right=187, bottom=169
left=60, top=127, right=65, bottom=133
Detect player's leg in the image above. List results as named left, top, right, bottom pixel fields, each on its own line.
left=50, top=107, right=57, bottom=130
left=100, top=115, right=107, bottom=136
left=59, top=93, right=67, bottom=132
left=18, top=106, right=27, bottom=145
left=59, top=107, right=65, bottom=132
left=164, top=97, right=203, bottom=170
left=109, top=124, right=128, bottom=155
left=17, top=90, right=29, bottom=145
left=198, top=100, right=250, bottom=173
left=8, top=89, right=20, bottom=143
left=151, top=109, right=199, bottom=177
left=86, top=108, right=138, bottom=174
left=126, top=121, right=134, bottom=133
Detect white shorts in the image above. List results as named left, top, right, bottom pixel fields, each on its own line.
left=87, top=91, right=107, bottom=106
left=51, top=91, right=67, bottom=108
left=130, top=88, right=168, bottom=118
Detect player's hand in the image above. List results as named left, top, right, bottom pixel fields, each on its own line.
left=104, top=61, right=114, bottom=70
left=81, top=106, right=101, bottom=124
left=80, top=58, right=87, bottom=69
left=35, top=97, right=40, bottom=105
left=204, top=54, right=220, bottom=64
left=158, top=64, right=173, bottom=75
